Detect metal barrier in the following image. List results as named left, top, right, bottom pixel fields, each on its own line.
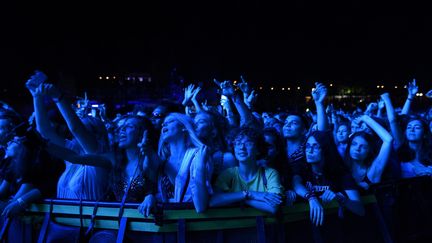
left=0, top=194, right=387, bottom=243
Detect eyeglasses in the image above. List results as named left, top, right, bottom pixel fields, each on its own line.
left=152, top=112, right=163, bottom=118
left=233, top=140, right=255, bottom=148
left=305, top=144, right=321, bottom=151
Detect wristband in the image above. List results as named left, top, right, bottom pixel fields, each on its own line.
left=304, top=191, right=317, bottom=201
left=407, top=97, right=414, bottom=101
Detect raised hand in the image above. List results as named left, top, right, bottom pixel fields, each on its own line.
left=312, top=82, right=327, bottom=104
left=191, top=85, right=201, bottom=101
left=407, top=79, right=418, bottom=98
left=244, top=90, right=258, bottom=108
left=25, top=70, right=48, bottom=92
left=214, top=79, right=235, bottom=98
left=426, top=90, right=432, bottom=99
left=238, top=75, right=251, bottom=96
left=182, top=84, right=196, bottom=106
left=378, top=98, right=385, bottom=110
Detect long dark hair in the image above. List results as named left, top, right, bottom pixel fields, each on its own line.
left=344, top=131, right=377, bottom=168
left=111, top=115, right=156, bottom=185
left=307, top=131, right=349, bottom=180
left=398, top=117, right=432, bottom=165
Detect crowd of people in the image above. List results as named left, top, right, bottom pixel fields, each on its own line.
left=0, top=70, right=432, bottom=241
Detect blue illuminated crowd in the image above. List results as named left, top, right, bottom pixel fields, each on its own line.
left=1, top=70, right=432, bottom=242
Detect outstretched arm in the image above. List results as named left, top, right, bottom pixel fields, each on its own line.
left=27, top=82, right=65, bottom=147
left=360, top=115, right=393, bottom=184
left=401, top=79, right=418, bottom=115
left=381, top=93, right=404, bottom=149
left=44, top=84, right=100, bottom=154
left=45, top=142, right=113, bottom=170
left=312, top=82, right=329, bottom=131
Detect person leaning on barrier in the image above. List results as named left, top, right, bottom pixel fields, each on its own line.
left=210, top=127, right=284, bottom=214
left=157, top=113, right=212, bottom=213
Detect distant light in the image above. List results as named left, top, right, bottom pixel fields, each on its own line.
left=126, top=77, right=130, bottom=81
left=297, top=87, right=300, bottom=90
left=419, top=93, right=424, bottom=97
left=359, top=99, right=363, bottom=103
left=271, top=87, right=274, bottom=90
left=106, top=76, right=109, bottom=80
left=312, top=88, right=316, bottom=92
left=381, top=85, right=384, bottom=88
left=113, top=76, right=116, bottom=79
left=306, top=108, right=310, bottom=112
left=98, top=76, right=102, bottom=80
left=394, top=86, right=398, bottom=89
left=404, top=85, right=407, bottom=88
left=233, top=80, right=237, bottom=84
left=377, top=85, right=380, bottom=88
left=148, top=77, right=152, bottom=82
left=288, top=87, right=291, bottom=90
left=138, top=77, right=144, bottom=82
left=282, top=88, right=285, bottom=90
left=259, top=87, right=263, bottom=90
left=330, top=83, right=333, bottom=87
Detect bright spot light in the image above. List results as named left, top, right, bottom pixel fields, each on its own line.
left=297, top=87, right=300, bottom=90
left=271, top=87, right=274, bottom=90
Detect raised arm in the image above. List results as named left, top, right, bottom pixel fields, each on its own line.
left=26, top=82, right=65, bottom=147
left=214, top=79, right=254, bottom=127
left=45, top=142, right=113, bottom=170
left=45, top=84, right=100, bottom=154
left=381, top=92, right=404, bottom=149
left=360, top=115, right=393, bottom=184
left=312, top=82, right=329, bottom=131
left=401, top=79, right=418, bottom=115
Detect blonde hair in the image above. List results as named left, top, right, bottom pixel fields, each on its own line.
left=158, top=113, right=204, bottom=161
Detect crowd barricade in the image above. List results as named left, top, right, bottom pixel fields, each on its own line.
left=0, top=194, right=388, bottom=243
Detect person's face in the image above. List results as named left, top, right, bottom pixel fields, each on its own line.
left=194, top=113, right=213, bottom=139
left=283, top=115, right=305, bottom=139
left=233, top=135, right=258, bottom=163
left=305, top=136, right=322, bottom=164
left=264, top=135, right=278, bottom=161
left=349, top=136, right=370, bottom=161
left=151, top=107, right=166, bottom=129
left=5, top=136, right=24, bottom=158
left=406, top=120, right=424, bottom=142
left=161, top=115, right=183, bottom=141
left=336, top=125, right=349, bottom=143
left=118, top=118, right=142, bottom=149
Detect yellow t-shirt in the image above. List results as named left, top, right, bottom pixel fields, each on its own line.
left=214, top=167, right=284, bottom=195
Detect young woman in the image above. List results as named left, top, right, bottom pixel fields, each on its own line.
left=344, top=115, right=393, bottom=190
left=298, top=131, right=365, bottom=225
left=398, top=117, right=432, bottom=177
left=158, top=113, right=212, bottom=213
left=210, top=127, right=284, bottom=214
left=193, top=111, right=236, bottom=177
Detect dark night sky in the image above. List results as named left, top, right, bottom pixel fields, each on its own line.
left=1, top=1, right=432, bottom=91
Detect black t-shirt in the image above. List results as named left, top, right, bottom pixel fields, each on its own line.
left=302, top=168, right=358, bottom=195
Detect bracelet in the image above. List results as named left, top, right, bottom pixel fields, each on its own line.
left=16, top=197, right=27, bottom=208
left=304, top=191, right=317, bottom=201
left=407, top=97, right=414, bottom=101
left=53, top=93, right=65, bottom=103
